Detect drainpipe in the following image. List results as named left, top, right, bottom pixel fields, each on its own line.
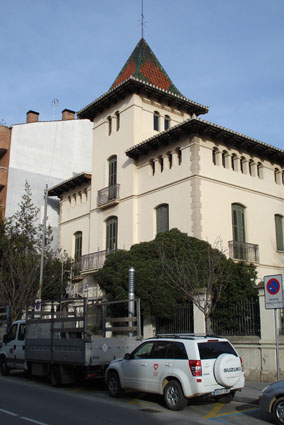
left=128, top=267, right=135, bottom=337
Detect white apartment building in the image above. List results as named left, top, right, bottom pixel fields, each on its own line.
left=1, top=109, right=92, bottom=245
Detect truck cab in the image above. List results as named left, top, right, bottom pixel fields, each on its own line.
left=0, top=320, right=26, bottom=375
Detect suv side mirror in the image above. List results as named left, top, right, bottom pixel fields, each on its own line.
left=124, top=353, right=131, bottom=360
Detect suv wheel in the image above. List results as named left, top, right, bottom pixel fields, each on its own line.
left=107, top=371, right=124, bottom=398
left=164, top=380, right=187, bottom=411
left=273, top=397, right=284, bottom=425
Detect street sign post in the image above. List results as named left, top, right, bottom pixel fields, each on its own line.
left=264, top=274, right=284, bottom=381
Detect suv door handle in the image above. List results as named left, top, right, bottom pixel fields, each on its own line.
left=165, top=363, right=172, bottom=367
left=141, top=362, right=147, bottom=366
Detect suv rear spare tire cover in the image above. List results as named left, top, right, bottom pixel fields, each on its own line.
left=214, top=354, right=242, bottom=388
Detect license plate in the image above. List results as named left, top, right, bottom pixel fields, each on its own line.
left=212, top=388, right=230, bottom=396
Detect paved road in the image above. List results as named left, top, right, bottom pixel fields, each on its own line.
left=0, top=373, right=273, bottom=425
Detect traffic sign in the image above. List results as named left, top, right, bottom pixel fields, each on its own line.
left=35, top=298, right=41, bottom=312
left=264, top=275, right=284, bottom=309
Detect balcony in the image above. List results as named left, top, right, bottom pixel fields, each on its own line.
left=228, top=241, right=259, bottom=263
left=81, top=250, right=107, bottom=273
left=97, top=184, right=120, bottom=208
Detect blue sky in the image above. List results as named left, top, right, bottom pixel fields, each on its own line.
left=1, top=0, right=284, bottom=150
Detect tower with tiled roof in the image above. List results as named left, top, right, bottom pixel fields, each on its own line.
left=78, top=38, right=208, bottom=121
left=110, top=38, right=183, bottom=97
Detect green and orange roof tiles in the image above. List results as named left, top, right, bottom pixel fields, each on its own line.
left=110, top=38, right=183, bottom=97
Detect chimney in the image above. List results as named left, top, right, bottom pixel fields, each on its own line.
left=26, top=110, right=39, bottom=123
left=62, top=109, right=75, bottom=121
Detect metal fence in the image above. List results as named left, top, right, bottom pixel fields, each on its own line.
left=211, top=297, right=260, bottom=336
left=155, top=304, right=193, bottom=335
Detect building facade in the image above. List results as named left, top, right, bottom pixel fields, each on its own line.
left=49, top=38, right=284, bottom=298
left=0, top=109, right=92, bottom=246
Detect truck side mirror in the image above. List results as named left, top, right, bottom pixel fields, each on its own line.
left=2, top=334, right=7, bottom=344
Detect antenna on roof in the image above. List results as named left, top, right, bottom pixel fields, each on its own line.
left=52, top=98, right=59, bottom=121
left=141, top=0, right=145, bottom=38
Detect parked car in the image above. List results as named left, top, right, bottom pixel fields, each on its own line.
left=259, top=381, right=284, bottom=425
left=105, top=335, right=245, bottom=411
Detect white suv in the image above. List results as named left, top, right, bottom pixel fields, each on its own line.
left=105, top=335, right=245, bottom=411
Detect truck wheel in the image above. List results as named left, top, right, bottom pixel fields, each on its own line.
left=50, top=366, right=61, bottom=387
left=106, top=371, right=124, bottom=397
left=164, top=380, right=187, bottom=411
left=0, top=358, right=9, bottom=376
left=272, top=397, right=284, bottom=425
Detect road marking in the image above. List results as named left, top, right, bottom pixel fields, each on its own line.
left=20, top=416, right=50, bottom=425
left=0, top=407, right=50, bottom=425
left=0, top=408, right=18, bottom=416
left=204, top=403, right=224, bottom=418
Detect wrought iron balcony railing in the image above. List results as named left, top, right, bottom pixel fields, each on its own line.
left=97, top=184, right=120, bottom=207
left=228, top=241, right=259, bottom=263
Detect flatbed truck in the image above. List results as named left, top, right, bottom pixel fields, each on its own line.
left=0, top=298, right=142, bottom=385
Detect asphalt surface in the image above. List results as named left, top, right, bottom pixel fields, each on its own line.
left=235, top=380, right=269, bottom=404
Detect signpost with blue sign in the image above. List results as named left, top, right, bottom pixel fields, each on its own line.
left=264, top=274, right=284, bottom=380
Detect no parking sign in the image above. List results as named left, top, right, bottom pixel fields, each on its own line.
left=264, top=275, right=284, bottom=309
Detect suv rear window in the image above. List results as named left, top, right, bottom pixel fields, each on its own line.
left=198, top=341, right=237, bottom=359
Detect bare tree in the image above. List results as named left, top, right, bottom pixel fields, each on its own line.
left=158, top=233, right=230, bottom=333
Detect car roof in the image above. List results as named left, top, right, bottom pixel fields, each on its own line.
left=145, top=334, right=228, bottom=343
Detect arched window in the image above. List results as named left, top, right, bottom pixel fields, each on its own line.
left=153, top=111, right=160, bottom=131
left=257, top=162, right=263, bottom=179
left=176, top=147, right=182, bottom=165
left=231, top=154, right=238, bottom=171
left=156, top=204, right=169, bottom=234
left=107, top=116, right=112, bottom=136
left=159, top=156, right=164, bottom=172
left=150, top=159, right=155, bottom=176
left=164, top=115, right=170, bottom=130
left=222, top=151, right=228, bottom=168
left=74, top=231, right=82, bottom=265
left=275, top=215, right=284, bottom=251
left=106, top=216, right=118, bottom=253
left=240, top=156, right=246, bottom=174
left=275, top=168, right=281, bottom=184
left=249, top=159, right=255, bottom=176
left=167, top=152, right=173, bottom=169
left=115, top=111, right=120, bottom=131
left=108, top=155, right=117, bottom=200
left=212, top=147, right=218, bottom=165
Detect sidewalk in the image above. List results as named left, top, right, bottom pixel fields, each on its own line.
left=235, top=381, right=270, bottom=404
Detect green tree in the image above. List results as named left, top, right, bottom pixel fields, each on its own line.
left=97, top=229, right=257, bottom=333
left=0, top=182, right=70, bottom=322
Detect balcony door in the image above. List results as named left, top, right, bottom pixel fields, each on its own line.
left=232, top=204, right=246, bottom=260
left=106, top=216, right=118, bottom=253
left=108, top=155, right=117, bottom=200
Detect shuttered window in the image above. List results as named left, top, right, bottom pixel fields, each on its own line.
left=232, top=204, right=246, bottom=243
left=106, top=217, right=118, bottom=252
left=74, top=231, right=82, bottom=263
left=156, top=204, right=169, bottom=234
left=275, top=215, right=284, bottom=251
left=109, top=156, right=117, bottom=200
